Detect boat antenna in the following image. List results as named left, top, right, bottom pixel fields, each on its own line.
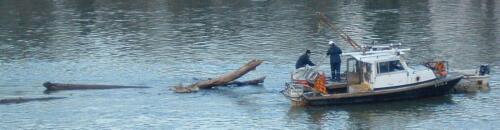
left=316, top=12, right=362, bottom=50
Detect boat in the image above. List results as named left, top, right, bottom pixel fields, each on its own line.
left=452, top=65, right=491, bottom=92
left=282, top=44, right=463, bottom=106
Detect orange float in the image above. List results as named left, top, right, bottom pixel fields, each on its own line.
left=314, top=73, right=328, bottom=95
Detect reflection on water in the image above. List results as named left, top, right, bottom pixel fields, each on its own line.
left=287, top=96, right=455, bottom=129
left=0, top=0, right=499, bottom=129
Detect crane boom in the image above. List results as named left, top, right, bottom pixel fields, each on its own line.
left=316, top=12, right=362, bottom=49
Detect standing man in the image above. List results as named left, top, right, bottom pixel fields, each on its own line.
left=295, top=50, right=315, bottom=69
left=327, top=41, right=342, bottom=81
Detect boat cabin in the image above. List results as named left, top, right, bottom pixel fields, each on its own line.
left=343, top=47, right=436, bottom=92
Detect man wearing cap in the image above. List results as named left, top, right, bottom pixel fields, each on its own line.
left=295, top=50, right=316, bottom=69
left=327, top=41, right=342, bottom=81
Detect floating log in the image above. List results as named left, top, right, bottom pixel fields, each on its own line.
left=0, top=97, right=66, bottom=105
left=224, top=76, right=266, bottom=86
left=43, top=82, right=150, bottom=91
left=172, top=59, right=264, bottom=93
left=173, top=76, right=266, bottom=93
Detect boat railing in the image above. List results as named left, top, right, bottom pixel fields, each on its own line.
left=342, top=48, right=411, bottom=56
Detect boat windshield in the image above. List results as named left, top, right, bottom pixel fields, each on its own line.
left=378, top=60, right=404, bottom=73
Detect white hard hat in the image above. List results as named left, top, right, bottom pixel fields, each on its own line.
left=328, top=41, right=334, bottom=45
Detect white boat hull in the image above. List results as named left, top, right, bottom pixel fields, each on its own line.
left=452, top=69, right=490, bottom=92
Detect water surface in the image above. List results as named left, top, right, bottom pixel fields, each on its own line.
left=1, top=0, right=499, bottom=129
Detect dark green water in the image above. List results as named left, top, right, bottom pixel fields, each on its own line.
left=1, top=0, right=499, bottom=129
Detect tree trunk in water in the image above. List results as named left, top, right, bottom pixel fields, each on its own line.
left=223, top=76, right=266, bottom=86
left=172, top=59, right=264, bottom=93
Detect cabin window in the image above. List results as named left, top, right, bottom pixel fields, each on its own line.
left=378, top=60, right=404, bottom=74
left=347, top=59, right=358, bottom=72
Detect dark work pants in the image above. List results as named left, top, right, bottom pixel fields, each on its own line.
left=331, top=62, right=341, bottom=81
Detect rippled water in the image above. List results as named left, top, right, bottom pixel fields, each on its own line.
left=1, top=0, right=499, bottom=129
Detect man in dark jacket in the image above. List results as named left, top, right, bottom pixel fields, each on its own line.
left=295, top=50, right=315, bottom=69
left=327, top=41, right=342, bottom=81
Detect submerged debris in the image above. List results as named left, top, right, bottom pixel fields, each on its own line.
left=43, top=82, right=150, bottom=91
left=0, top=97, right=66, bottom=105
